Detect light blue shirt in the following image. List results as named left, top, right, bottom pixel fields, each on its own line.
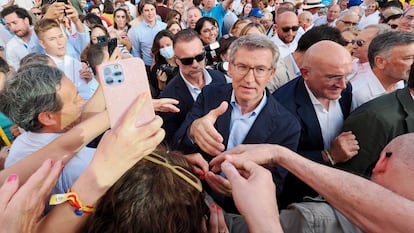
left=227, top=90, right=267, bottom=149
left=202, top=3, right=227, bottom=37
left=128, top=20, right=166, bottom=65
left=28, top=25, right=90, bottom=60
left=180, top=68, right=213, bottom=101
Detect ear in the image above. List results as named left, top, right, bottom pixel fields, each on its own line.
left=372, top=152, right=390, bottom=175
left=300, top=67, right=310, bottom=81
left=374, top=55, right=386, bottom=70
left=268, top=67, right=276, bottom=81
left=39, top=39, right=47, bottom=50
left=38, top=112, right=58, bottom=127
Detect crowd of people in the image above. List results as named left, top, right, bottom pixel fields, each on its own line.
left=0, top=0, right=414, bottom=232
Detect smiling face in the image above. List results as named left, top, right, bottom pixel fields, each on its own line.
left=352, top=27, right=378, bottom=63
left=199, top=21, right=218, bottom=44
left=228, top=47, right=275, bottom=110
left=187, top=8, right=202, bottom=29
left=302, top=41, right=352, bottom=103
left=142, top=3, right=156, bottom=24
left=54, top=77, right=85, bottom=131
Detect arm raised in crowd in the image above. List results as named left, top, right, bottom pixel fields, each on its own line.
left=35, top=94, right=165, bottom=233
left=212, top=143, right=414, bottom=233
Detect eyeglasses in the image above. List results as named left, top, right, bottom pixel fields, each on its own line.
left=33, top=12, right=42, bottom=16
left=340, top=20, right=358, bottom=26
left=143, top=152, right=203, bottom=192
left=281, top=25, right=300, bottom=32
left=177, top=51, right=206, bottom=65
left=388, top=24, right=399, bottom=29
left=343, top=40, right=353, bottom=45
left=402, top=14, right=414, bottom=21
left=352, top=39, right=365, bottom=47
left=231, top=63, right=273, bottom=78
left=202, top=26, right=217, bottom=34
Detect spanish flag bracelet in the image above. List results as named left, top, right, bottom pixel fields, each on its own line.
left=49, top=188, right=95, bottom=216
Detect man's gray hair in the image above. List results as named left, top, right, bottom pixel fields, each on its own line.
left=368, top=31, right=414, bottom=68
left=0, top=65, right=64, bottom=132
left=228, top=34, right=280, bottom=68
left=337, top=10, right=359, bottom=20
left=363, top=24, right=392, bottom=35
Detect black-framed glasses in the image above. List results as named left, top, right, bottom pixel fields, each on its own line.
left=176, top=51, right=206, bottom=65
left=202, top=26, right=217, bottom=34
left=352, top=39, right=365, bottom=47
left=340, top=20, right=358, bottom=26
left=231, top=63, right=273, bottom=78
left=281, top=25, right=300, bottom=32
left=33, top=12, right=42, bottom=16
left=143, top=152, right=203, bottom=192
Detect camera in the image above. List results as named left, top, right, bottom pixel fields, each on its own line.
left=204, top=41, right=220, bottom=66
left=213, top=62, right=229, bottom=74
left=159, top=64, right=178, bottom=77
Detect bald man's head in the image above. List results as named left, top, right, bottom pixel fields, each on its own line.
left=301, top=40, right=352, bottom=102
left=276, top=11, right=299, bottom=44
left=372, top=133, right=414, bottom=199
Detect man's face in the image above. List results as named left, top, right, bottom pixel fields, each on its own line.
left=327, top=5, right=340, bottom=22
left=55, top=77, right=85, bottom=131
left=302, top=52, right=352, bottom=101
left=380, top=44, right=414, bottom=82
left=228, top=47, right=275, bottom=107
left=142, top=4, right=156, bottom=24
left=276, top=12, right=299, bottom=44
left=187, top=8, right=202, bottom=29
left=352, top=27, right=378, bottom=63
left=174, top=38, right=205, bottom=80
left=39, top=27, right=67, bottom=58
left=398, top=9, right=414, bottom=33
left=336, top=14, right=359, bottom=31
left=4, top=12, right=31, bottom=38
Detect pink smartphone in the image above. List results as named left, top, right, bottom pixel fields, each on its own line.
left=97, top=58, right=155, bottom=128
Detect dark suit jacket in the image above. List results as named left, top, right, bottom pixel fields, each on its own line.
left=158, top=69, right=226, bottom=147
left=174, top=83, right=301, bottom=213
left=273, top=76, right=353, bottom=208
left=337, top=86, right=414, bottom=175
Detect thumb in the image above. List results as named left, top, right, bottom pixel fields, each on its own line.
left=221, top=160, right=245, bottom=186
left=208, top=101, right=228, bottom=119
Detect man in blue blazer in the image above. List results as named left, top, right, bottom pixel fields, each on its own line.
left=158, top=29, right=227, bottom=147
left=174, top=34, right=301, bottom=213
left=273, top=41, right=359, bottom=208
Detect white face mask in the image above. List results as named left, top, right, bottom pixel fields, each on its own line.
left=160, top=45, right=175, bottom=59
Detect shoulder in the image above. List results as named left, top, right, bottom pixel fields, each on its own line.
left=208, top=69, right=227, bottom=82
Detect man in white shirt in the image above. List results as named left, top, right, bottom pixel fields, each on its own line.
left=1, top=5, right=32, bottom=69
left=351, top=31, right=414, bottom=109
left=271, top=11, right=300, bottom=58
left=348, top=24, right=390, bottom=82
left=35, top=19, right=98, bottom=101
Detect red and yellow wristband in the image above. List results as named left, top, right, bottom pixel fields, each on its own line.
left=49, top=188, right=94, bottom=216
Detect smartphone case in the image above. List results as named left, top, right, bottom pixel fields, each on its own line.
left=97, top=58, right=155, bottom=128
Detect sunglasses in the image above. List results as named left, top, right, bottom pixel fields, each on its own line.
left=340, top=20, right=358, bottom=26
left=281, top=25, right=300, bottom=32
left=388, top=24, right=398, bottom=29
left=352, top=39, right=365, bottom=47
left=177, top=51, right=206, bottom=65
left=33, top=12, right=42, bottom=16
left=143, top=152, right=203, bottom=192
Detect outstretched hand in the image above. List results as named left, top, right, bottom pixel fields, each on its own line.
left=189, top=101, right=228, bottom=156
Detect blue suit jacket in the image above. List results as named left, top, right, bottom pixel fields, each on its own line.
left=174, top=83, right=301, bottom=213
left=273, top=76, right=352, bottom=208
left=158, top=69, right=226, bottom=147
